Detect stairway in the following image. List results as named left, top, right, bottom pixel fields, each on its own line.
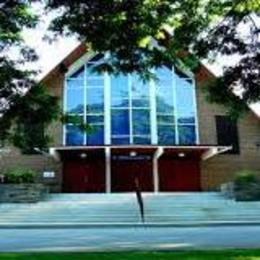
left=0, top=192, right=260, bottom=227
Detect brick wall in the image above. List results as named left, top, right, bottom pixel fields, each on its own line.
left=196, top=66, right=260, bottom=190
left=1, top=48, right=260, bottom=192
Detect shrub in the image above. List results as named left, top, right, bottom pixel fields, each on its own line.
left=234, top=170, right=258, bottom=187
left=4, top=168, right=37, bottom=184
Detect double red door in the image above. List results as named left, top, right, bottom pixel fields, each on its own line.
left=159, top=159, right=201, bottom=191
left=63, top=160, right=105, bottom=193
left=111, top=159, right=153, bottom=192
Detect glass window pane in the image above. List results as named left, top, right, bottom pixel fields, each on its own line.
left=86, top=65, right=102, bottom=77
left=86, top=88, right=104, bottom=113
left=67, top=88, right=84, bottom=114
left=157, top=115, right=175, bottom=124
left=178, top=125, right=196, bottom=145
left=132, top=99, right=149, bottom=108
left=156, top=92, right=174, bottom=114
left=132, top=74, right=149, bottom=99
left=156, top=66, right=172, bottom=79
left=87, top=125, right=104, bottom=145
left=156, top=67, right=174, bottom=114
left=111, top=74, right=129, bottom=100
left=87, top=77, right=104, bottom=87
left=111, top=109, right=130, bottom=135
left=176, top=75, right=195, bottom=124
left=158, top=125, right=176, bottom=145
left=111, top=98, right=129, bottom=108
left=67, top=79, right=84, bottom=88
left=111, top=137, right=130, bottom=145
left=66, top=125, right=84, bottom=146
left=132, top=109, right=150, bottom=135
left=87, top=115, right=104, bottom=124
left=133, top=136, right=151, bottom=145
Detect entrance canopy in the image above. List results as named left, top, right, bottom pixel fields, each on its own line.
left=50, top=145, right=231, bottom=161
left=51, top=145, right=231, bottom=193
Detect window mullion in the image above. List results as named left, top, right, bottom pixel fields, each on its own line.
left=172, top=66, right=179, bottom=145
left=63, top=78, right=67, bottom=145
left=150, top=69, right=158, bottom=145
left=104, top=70, right=111, bottom=145
left=192, top=77, right=200, bottom=144
left=84, top=63, right=87, bottom=145
left=129, top=74, right=133, bottom=144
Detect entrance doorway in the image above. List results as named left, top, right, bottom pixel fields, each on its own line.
left=63, top=158, right=105, bottom=193
left=159, top=158, right=201, bottom=191
left=111, top=157, right=153, bottom=192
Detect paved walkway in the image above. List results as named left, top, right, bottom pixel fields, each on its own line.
left=1, top=226, right=260, bottom=252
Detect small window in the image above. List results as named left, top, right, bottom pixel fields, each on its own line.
left=215, top=116, right=240, bottom=154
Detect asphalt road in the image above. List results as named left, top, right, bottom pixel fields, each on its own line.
left=0, top=226, right=260, bottom=252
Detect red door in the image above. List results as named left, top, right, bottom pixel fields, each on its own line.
left=159, top=159, right=201, bottom=191
left=63, top=160, right=105, bottom=193
left=111, top=159, right=153, bottom=192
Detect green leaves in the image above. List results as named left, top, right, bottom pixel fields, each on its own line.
left=4, top=168, right=37, bottom=184
left=0, top=1, right=60, bottom=152
left=0, top=84, right=60, bottom=153
left=45, top=0, right=260, bottom=119
left=61, top=114, right=94, bottom=133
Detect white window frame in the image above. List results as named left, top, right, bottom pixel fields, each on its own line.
left=64, top=55, right=199, bottom=146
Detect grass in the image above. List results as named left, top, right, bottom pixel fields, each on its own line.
left=0, top=250, right=260, bottom=260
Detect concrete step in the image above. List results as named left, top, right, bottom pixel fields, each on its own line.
left=1, top=192, right=260, bottom=226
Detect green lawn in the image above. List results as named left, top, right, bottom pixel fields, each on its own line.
left=0, top=250, right=260, bottom=260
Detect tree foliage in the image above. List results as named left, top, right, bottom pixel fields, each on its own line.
left=46, top=0, right=260, bottom=116
left=0, top=1, right=60, bottom=152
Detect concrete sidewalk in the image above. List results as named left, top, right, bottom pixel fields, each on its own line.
left=0, top=225, right=260, bottom=252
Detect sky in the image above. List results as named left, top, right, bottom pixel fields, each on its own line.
left=21, top=5, right=260, bottom=116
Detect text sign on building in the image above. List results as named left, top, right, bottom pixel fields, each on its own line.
left=112, top=155, right=152, bottom=161
left=43, top=171, right=55, bottom=178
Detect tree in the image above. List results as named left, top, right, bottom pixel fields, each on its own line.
left=46, top=0, right=260, bottom=117
left=0, top=1, right=60, bottom=152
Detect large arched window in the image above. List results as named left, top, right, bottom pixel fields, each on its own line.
left=64, top=55, right=198, bottom=146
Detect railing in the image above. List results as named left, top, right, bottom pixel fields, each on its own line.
left=134, top=177, right=145, bottom=223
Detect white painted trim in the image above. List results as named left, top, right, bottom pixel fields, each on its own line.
left=150, top=70, right=158, bottom=144
left=202, top=147, right=218, bottom=160
left=128, top=74, right=133, bottom=144
left=192, top=77, right=200, bottom=144
left=153, top=147, right=164, bottom=193
left=65, top=52, right=94, bottom=78
left=104, top=71, right=111, bottom=145
left=202, top=146, right=232, bottom=160
left=51, top=145, right=231, bottom=150
left=83, top=63, right=87, bottom=145
left=62, top=78, right=67, bottom=146
left=105, top=147, right=111, bottom=193
left=172, top=66, right=179, bottom=145
left=49, top=148, right=60, bottom=161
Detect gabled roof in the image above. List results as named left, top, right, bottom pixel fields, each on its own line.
left=41, top=43, right=88, bottom=85
left=40, top=42, right=215, bottom=84
left=40, top=43, right=260, bottom=119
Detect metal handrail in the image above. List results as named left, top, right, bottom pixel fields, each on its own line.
left=134, top=177, right=145, bottom=223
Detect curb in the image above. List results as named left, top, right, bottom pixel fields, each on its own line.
left=1, top=221, right=260, bottom=229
